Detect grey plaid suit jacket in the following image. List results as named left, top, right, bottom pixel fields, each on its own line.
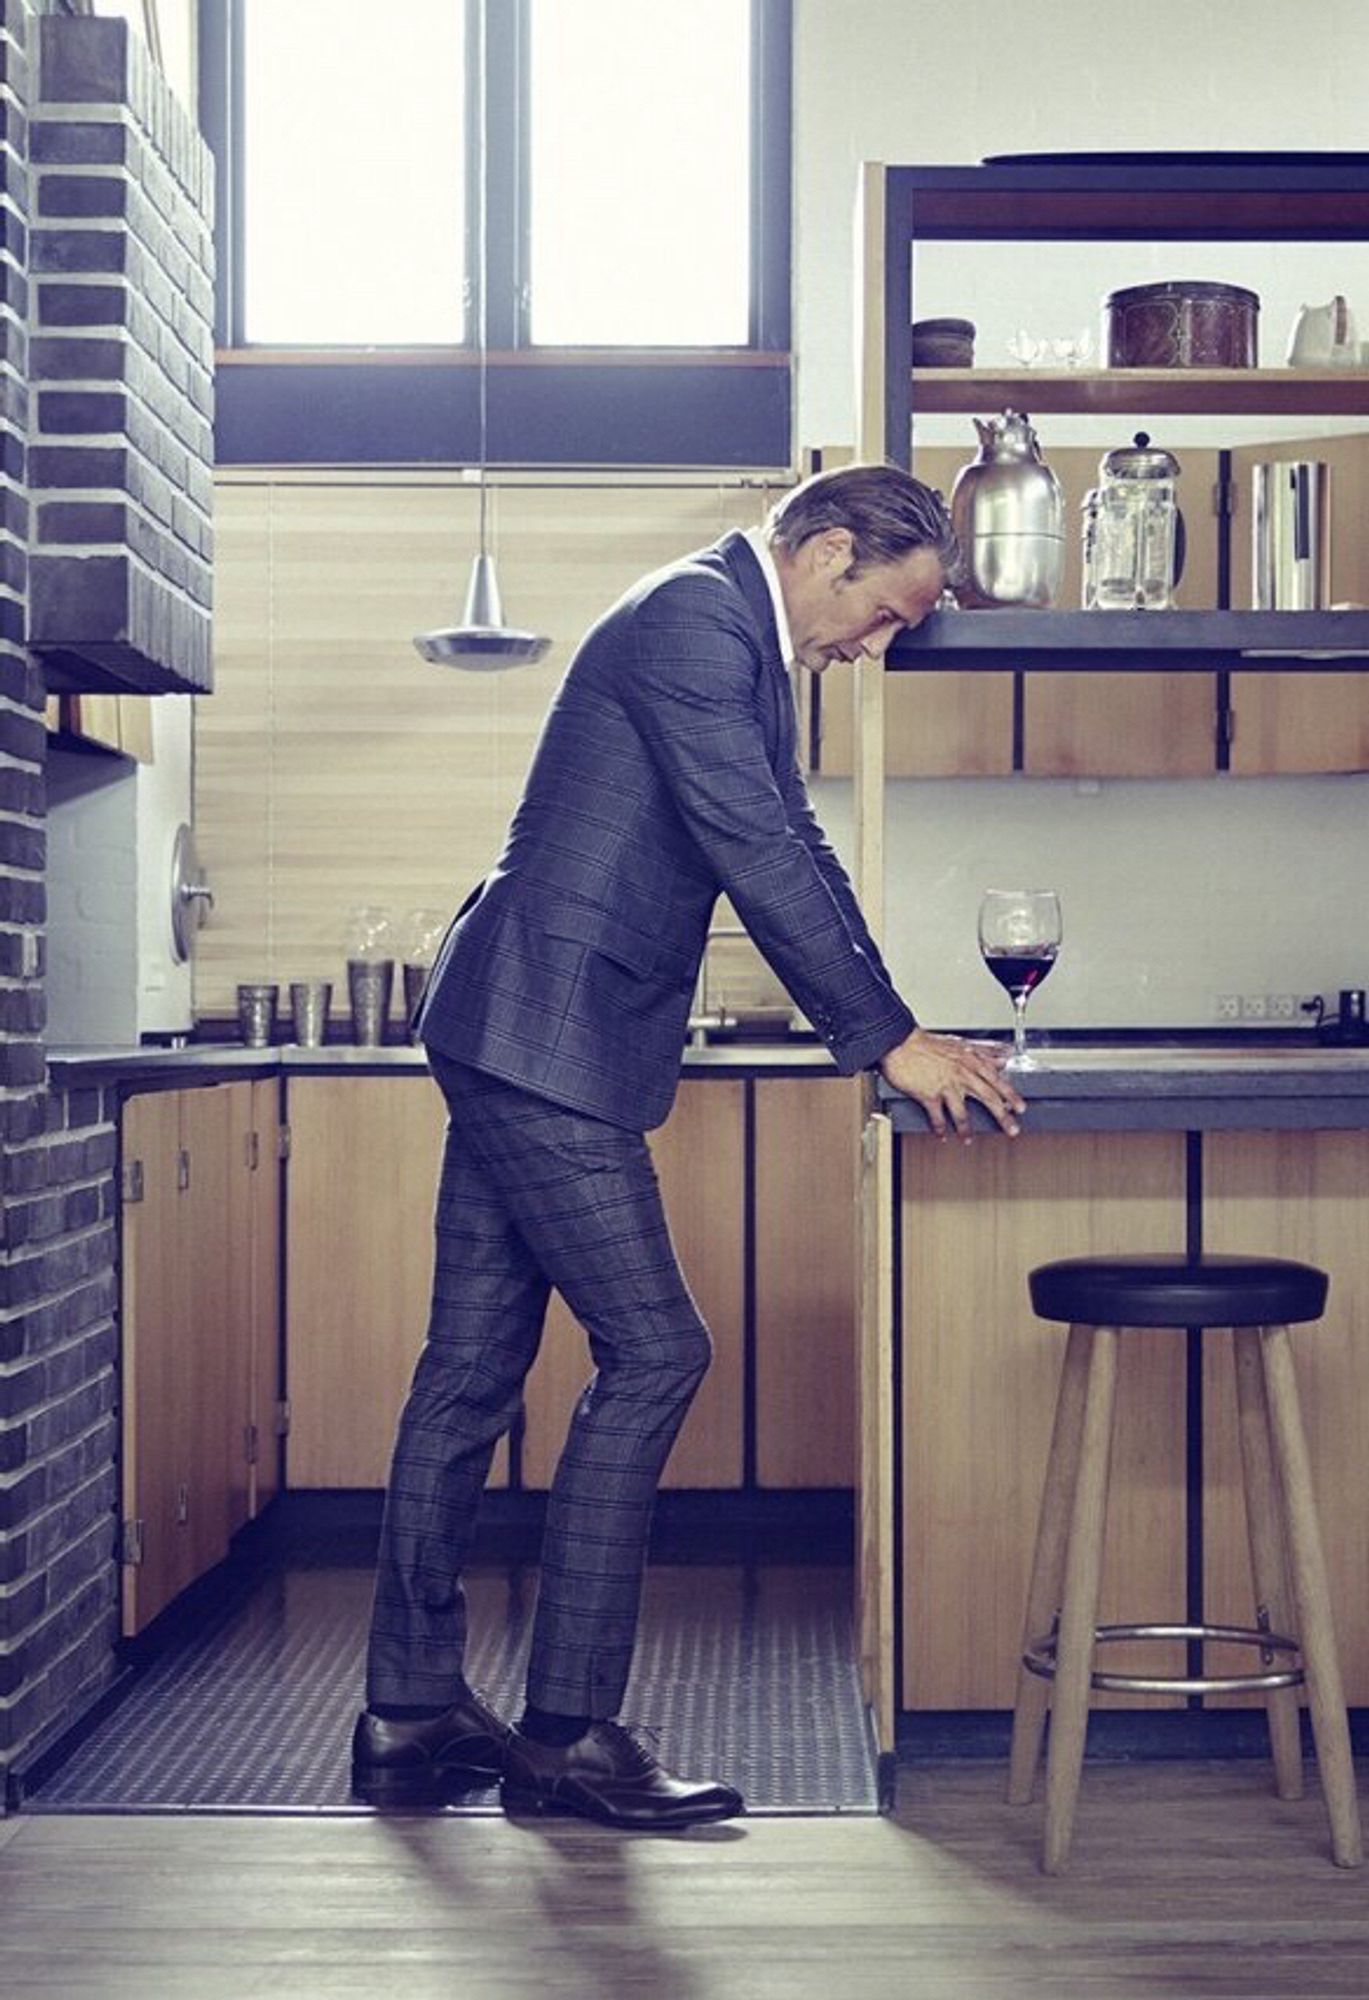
left=417, top=531, right=916, bottom=1131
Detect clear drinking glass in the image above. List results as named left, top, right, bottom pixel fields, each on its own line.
left=978, top=888, right=1062, bottom=1069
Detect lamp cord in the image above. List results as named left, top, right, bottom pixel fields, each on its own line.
left=475, top=0, right=489, bottom=559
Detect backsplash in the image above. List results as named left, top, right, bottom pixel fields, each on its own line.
left=813, top=771, right=1369, bottom=1033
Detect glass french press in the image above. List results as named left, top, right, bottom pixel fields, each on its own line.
left=1083, top=432, right=1185, bottom=611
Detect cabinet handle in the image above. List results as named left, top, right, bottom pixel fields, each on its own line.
left=177, top=1149, right=191, bottom=1193
left=175, top=1483, right=189, bottom=1525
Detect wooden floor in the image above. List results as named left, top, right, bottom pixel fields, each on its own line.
left=3, top=1762, right=1369, bottom=1997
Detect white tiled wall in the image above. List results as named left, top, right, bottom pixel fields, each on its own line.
left=813, top=772, right=1364, bottom=1032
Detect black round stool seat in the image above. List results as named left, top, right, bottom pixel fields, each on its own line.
left=1028, top=1254, right=1328, bottom=1329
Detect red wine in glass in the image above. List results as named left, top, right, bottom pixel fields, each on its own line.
left=978, top=890, right=1063, bottom=1067
left=983, top=948, right=1058, bottom=1003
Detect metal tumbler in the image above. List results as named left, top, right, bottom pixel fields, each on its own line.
left=236, top=982, right=279, bottom=1048
left=347, top=958, right=394, bottom=1045
left=289, top=979, right=332, bottom=1047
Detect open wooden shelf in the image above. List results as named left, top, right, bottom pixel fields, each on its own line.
left=911, top=368, right=1369, bottom=417
left=888, top=609, right=1369, bottom=672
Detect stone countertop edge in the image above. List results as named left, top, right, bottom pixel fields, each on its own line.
left=45, top=1042, right=842, bottom=1087
left=877, top=1044, right=1369, bottom=1136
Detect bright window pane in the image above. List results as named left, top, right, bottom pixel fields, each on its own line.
left=242, top=0, right=465, bottom=345
left=528, top=0, right=751, bottom=346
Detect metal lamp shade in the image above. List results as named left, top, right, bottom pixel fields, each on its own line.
left=413, top=552, right=552, bottom=670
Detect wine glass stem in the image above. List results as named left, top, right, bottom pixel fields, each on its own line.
left=1013, top=996, right=1029, bottom=1061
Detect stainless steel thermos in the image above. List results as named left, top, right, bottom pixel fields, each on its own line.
left=1252, top=459, right=1330, bottom=609
left=950, top=410, right=1064, bottom=609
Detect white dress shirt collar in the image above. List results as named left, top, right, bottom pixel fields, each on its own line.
left=743, top=526, right=795, bottom=667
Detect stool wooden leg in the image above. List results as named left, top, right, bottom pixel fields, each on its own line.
left=1007, top=1324, right=1093, bottom=1806
left=1232, top=1327, right=1304, bottom=1801
left=1261, top=1324, right=1364, bottom=1869
left=1042, top=1324, right=1119, bottom=1876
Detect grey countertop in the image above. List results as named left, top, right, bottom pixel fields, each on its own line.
left=46, top=1038, right=840, bottom=1087
left=878, top=1039, right=1369, bottom=1134
left=46, top=1033, right=1369, bottom=1134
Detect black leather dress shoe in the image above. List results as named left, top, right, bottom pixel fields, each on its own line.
left=502, top=1721, right=744, bottom=1830
left=351, top=1687, right=511, bottom=1805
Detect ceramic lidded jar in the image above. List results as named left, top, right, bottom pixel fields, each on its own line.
left=949, top=410, right=1065, bottom=609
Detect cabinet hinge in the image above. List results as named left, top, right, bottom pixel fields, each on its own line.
left=274, top=1399, right=292, bottom=1438
left=245, top=1129, right=260, bottom=1172
left=176, top=1147, right=191, bottom=1193
left=278, top=1123, right=292, bottom=1161
left=120, top=1159, right=144, bottom=1204
left=244, top=1422, right=260, bottom=1466
left=119, top=1518, right=144, bottom=1566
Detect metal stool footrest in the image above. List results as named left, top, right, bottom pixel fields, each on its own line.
left=1024, top=1620, right=1305, bottom=1697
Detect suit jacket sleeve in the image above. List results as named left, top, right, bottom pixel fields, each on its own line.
left=622, top=575, right=916, bottom=1073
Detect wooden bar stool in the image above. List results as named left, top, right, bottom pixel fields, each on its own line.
left=1007, top=1253, right=1363, bottom=1874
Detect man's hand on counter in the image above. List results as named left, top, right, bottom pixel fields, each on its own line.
left=879, top=1027, right=1026, bottom=1141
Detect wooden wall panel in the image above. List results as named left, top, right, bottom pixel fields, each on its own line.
left=1201, top=1131, right=1369, bottom=1705
left=899, top=1131, right=1188, bottom=1710
left=196, top=476, right=785, bottom=1019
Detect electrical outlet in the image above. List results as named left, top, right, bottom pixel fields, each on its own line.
left=1241, top=994, right=1268, bottom=1021
left=1216, top=994, right=1241, bottom=1021
left=1267, top=994, right=1298, bottom=1021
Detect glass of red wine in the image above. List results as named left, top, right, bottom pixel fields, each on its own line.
left=978, top=888, right=1062, bottom=1069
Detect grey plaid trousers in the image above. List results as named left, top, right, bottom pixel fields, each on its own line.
left=365, top=1053, right=711, bottom=1718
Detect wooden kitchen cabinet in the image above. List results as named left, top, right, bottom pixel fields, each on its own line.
left=120, top=1079, right=281, bottom=1636
left=898, top=1130, right=1189, bottom=1711
left=285, top=1072, right=513, bottom=1490
left=285, top=1071, right=856, bottom=1499
left=754, top=1075, right=859, bottom=1486
left=1227, top=435, right=1369, bottom=774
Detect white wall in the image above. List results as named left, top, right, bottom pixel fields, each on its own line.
left=795, top=0, right=1369, bottom=1029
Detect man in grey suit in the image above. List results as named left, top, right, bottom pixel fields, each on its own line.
left=352, top=464, right=1025, bottom=1827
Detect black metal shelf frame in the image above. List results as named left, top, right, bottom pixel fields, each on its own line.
left=878, top=158, right=1369, bottom=667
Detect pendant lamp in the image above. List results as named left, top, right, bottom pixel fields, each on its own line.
left=413, top=2, right=550, bottom=671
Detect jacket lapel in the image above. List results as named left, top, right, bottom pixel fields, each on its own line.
left=716, top=531, right=798, bottom=771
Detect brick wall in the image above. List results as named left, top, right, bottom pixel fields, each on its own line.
left=0, top=1082, right=119, bottom=1782
left=0, top=0, right=213, bottom=1800
left=29, top=10, right=213, bottom=694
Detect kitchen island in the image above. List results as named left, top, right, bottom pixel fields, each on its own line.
left=868, top=1038, right=1369, bottom=1765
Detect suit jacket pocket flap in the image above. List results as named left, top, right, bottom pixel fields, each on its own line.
left=527, top=897, right=660, bottom=977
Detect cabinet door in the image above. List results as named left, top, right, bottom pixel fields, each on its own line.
left=121, top=1092, right=196, bottom=1635
left=899, top=1131, right=1188, bottom=1710
left=181, top=1084, right=239, bottom=1584
left=122, top=1083, right=262, bottom=1636
left=1228, top=436, right=1369, bottom=773
left=1200, top=1131, right=1369, bottom=1705
left=284, top=1074, right=511, bottom=1490
left=520, top=1080, right=746, bottom=1489
left=754, top=1076, right=858, bottom=1486
left=1023, top=447, right=1222, bottom=778
left=857, top=1109, right=897, bottom=1752
left=248, top=1077, right=283, bottom=1517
